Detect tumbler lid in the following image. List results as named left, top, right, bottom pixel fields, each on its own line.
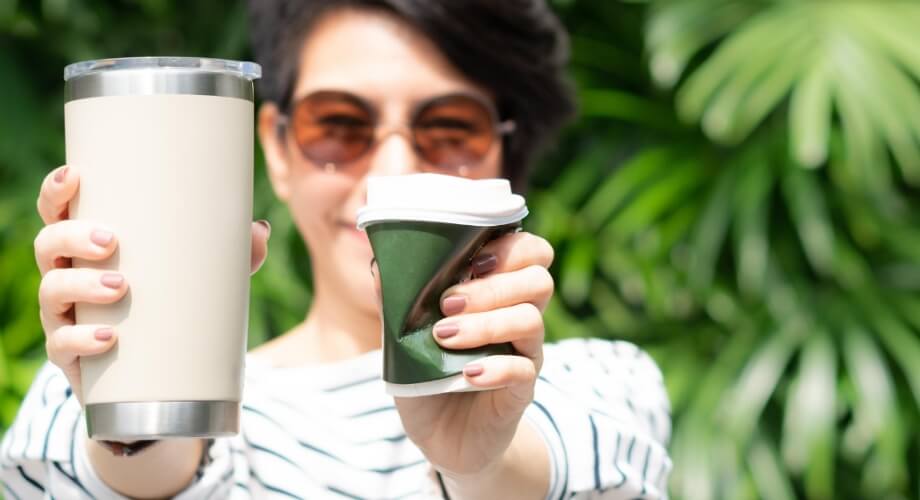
left=65, top=57, right=261, bottom=81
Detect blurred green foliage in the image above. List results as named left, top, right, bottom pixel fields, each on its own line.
left=1, top=1, right=919, bottom=498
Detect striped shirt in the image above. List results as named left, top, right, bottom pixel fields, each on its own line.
left=0, top=338, right=672, bottom=499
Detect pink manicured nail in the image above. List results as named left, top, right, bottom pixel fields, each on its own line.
left=90, top=230, right=113, bottom=247
left=433, top=322, right=459, bottom=339
left=54, top=167, right=68, bottom=183
left=463, top=363, right=484, bottom=377
left=100, top=273, right=123, bottom=289
left=94, top=327, right=113, bottom=341
left=441, top=295, right=466, bottom=316
left=471, top=253, right=497, bottom=276
left=256, top=219, right=271, bottom=236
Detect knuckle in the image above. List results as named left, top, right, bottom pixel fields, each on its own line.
left=519, top=302, right=543, bottom=328
left=519, top=359, right=536, bottom=379
left=45, top=330, right=62, bottom=356
left=476, top=312, right=499, bottom=344
left=33, top=227, right=49, bottom=260
left=538, top=238, right=555, bottom=267
left=38, top=269, right=60, bottom=305
left=526, top=265, right=554, bottom=296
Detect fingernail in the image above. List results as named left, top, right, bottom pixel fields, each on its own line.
left=471, top=253, right=497, bottom=276
left=433, top=322, right=459, bottom=340
left=256, top=219, right=271, bottom=236
left=90, top=229, right=113, bottom=247
left=54, top=166, right=69, bottom=183
left=463, top=363, right=484, bottom=377
left=441, top=295, right=466, bottom=316
left=100, top=273, right=123, bottom=289
left=94, top=327, right=114, bottom=341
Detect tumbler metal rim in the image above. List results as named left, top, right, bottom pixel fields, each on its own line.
left=65, top=57, right=260, bottom=102
left=85, top=401, right=240, bottom=441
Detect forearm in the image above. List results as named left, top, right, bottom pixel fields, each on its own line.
left=86, top=432, right=205, bottom=499
left=440, top=419, right=550, bottom=500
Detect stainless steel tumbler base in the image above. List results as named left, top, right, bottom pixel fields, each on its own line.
left=85, top=401, right=239, bottom=440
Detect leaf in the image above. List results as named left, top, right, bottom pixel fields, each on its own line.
left=549, top=140, right=613, bottom=208
left=580, top=147, right=674, bottom=230
left=841, top=327, right=897, bottom=460
left=646, top=0, right=760, bottom=88
left=748, top=433, right=797, bottom=500
left=789, top=58, right=832, bottom=167
left=559, top=236, right=596, bottom=306
left=855, top=291, right=920, bottom=410
left=687, top=164, right=736, bottom=291
left=781, top=167, right=835, bottom=276
left=732, top=149, right=773, bottom=298
left=675, top=4, right=809, bottom=125
left=603, top=155, right=708, bottom=242
left=579, top=88, right=677, bottom=129
left=782, top=331, right=836, bottom=499
left=588, top=279, right=639, bottom=335
left=720, top=320, right=801, bottom=443
left=542, top=296, right=591, bottom=341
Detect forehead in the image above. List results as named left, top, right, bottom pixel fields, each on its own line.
left=290, top=7, right=491, bottom=103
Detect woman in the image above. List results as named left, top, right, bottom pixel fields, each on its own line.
left=1, top=1, right=671, bottom=498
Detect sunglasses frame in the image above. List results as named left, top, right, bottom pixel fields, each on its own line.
left=276, top=90, right=516, bottom=174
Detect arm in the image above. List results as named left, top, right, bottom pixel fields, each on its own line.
left=439, top=419, right=550, bottom=500
left=441, top=339, right=673, bottom=500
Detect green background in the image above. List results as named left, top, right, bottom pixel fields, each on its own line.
left=2, top=1, right=919, bottom=498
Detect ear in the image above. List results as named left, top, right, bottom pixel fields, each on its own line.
left=257, top=102, right=292, bottom=202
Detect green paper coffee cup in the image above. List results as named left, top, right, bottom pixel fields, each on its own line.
left=357, top=174, right=528, bottom=397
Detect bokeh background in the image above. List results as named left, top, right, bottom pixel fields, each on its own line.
left=2, top=1, right=919, bottom=498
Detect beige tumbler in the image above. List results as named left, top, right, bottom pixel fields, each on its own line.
left=63, top=57, right=260, bottom=440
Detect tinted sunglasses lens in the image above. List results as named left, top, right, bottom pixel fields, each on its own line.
left=291, top=93, right=374, bottom=168
left=413, top=96, right=496, bottom=170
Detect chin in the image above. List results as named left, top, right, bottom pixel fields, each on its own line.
left=337, top=261, right=379, bottom=312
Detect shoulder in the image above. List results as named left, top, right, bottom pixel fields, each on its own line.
left=539, top=338, right=671, bottom=444
left=543, top=337, right=664, bottom=382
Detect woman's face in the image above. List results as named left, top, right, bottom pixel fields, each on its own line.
left=258, top=8, right=503, bottom=319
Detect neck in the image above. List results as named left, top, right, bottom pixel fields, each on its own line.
left=295, top=288, right=382, bottom=363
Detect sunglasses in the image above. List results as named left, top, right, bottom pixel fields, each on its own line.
left=278, top=90, right=515, bottom=176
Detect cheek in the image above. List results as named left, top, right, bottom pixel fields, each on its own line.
left=469, top=143, right=503, bottom=179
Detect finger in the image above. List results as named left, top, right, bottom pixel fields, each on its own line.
left=463, top=355, right=537, bottom=410
left=250, top=220, right=271, bottom=274
left=39, top=268, right=128, bottom=317
left=440, top=265, right=554, bottom=315
left=471, top=232, right=554, bottom=277
left=34, top=220, right=117, bottom=276
left=37, top=166, right=80, bottom=224
left=433, top=303, right=544, bottom=359
left=46, top=324, right=118, bottom=368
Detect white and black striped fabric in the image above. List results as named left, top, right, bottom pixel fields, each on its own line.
left=0, top=338, right=672, bottom=499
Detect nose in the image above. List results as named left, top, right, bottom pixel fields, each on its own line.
left=365, top=130, right=420, bottom=177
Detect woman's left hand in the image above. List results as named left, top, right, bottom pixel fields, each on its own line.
left=392, top=231, right=554, bottom=482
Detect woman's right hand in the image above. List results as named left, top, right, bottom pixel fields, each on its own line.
left=34, top=165, right=271, bottom=406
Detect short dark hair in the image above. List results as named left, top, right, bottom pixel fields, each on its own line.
left=247, top=0, right=576, bottom=190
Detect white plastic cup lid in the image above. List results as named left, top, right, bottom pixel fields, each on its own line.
left=356, top=174, right=528, bottom=228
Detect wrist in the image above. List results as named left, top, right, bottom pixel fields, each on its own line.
left=437, top=454, right=506, bottom=500
left=437, top=420, right=549, bottom=500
